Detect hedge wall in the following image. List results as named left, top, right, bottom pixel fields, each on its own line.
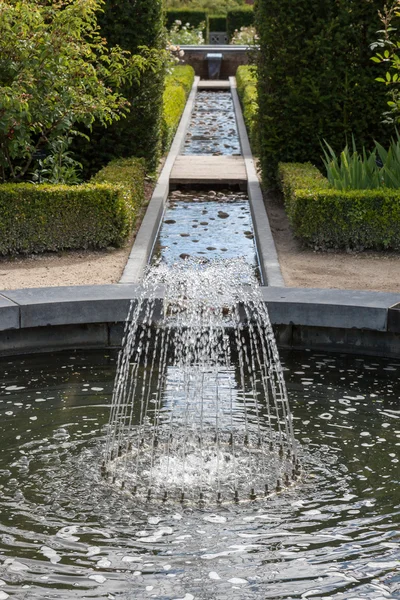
left=255, top=0, right=390, bottom=185
left=236, top=66, right=258, bottom=152
left=209, top=15, right=227, bottom=32
left=0, top=158, right=145, bottom=255
left=73, top=0, right=165, bottom=177
left=162, top=66, right=195, bottom=152
left=278, top=162, right=400, bottom=250
left=166, top=9, right=209, bottom=39
left=227, top=7, right=254, bottom=39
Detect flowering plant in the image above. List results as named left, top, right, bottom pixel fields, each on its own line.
left=231, top=26, right=259, bottom=46
left=168, top=20, right=205, bottom=45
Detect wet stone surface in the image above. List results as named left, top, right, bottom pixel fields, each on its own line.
left=152, top=190, right=258, bottom=272
left=183, top=91, right=241, bottom=156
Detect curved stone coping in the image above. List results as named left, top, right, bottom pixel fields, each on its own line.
left=119, top=77, right=200, bottom=284
left=0, top=285, right=398, bottom=333
left=229, top=77, right=284, bottom=288
left=180, top=45, right=254, bottom=52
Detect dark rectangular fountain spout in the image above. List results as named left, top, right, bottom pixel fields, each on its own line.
left=206, top=53, right=223, bottom=79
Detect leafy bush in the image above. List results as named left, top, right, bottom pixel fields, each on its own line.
left=0, top=158, right=145, bottom=255
left=256, top=0, right=391, bottom=186
left=166, top=9, right=209, bottom=40
left=162, top=66, right=195, bottom=151
left=278, top=162, right=400, bottom=250
left=322, top=135, right=400, bottom=190
left=73, top=0, right=165, bottom=177
left=209, top=15, right=227, bottom=31
left=167, top=20, right=206, bottom=45
left=236, top=66, right=259, bottom=151
left=0, top=0, right=146, bottom=184
left=230, top=25, right=258, bottom=45
left=227, top=7, right=254, bottom=40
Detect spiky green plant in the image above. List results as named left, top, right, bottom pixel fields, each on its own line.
left=322, top=134, right=400, bottom=190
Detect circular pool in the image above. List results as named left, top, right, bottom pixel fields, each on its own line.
left=0, top=349, right=399, bottom=599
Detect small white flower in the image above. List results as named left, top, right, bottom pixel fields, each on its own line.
left=175, top=19, right=181, bottom=25
left=179, top=50, right=185, bottom=57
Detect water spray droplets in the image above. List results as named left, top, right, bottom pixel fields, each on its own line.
left=103, top=258, right=299, bottom=503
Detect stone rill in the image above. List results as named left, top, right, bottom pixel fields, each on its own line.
left=103, top=259, right=299, bottom=503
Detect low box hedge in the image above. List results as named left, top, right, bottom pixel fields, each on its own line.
left=162, top=65, right=195, bottom=152
left=236, top=66, right=258, bottom=153
left=0, top=157, right=145, bottom=255
left=278, top=162, right=400, bottom=251
left=227, top=7, right=254, bottom=40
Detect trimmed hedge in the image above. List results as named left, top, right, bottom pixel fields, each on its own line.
left=278, top=162, right=400, bottom=250
left=236, top=66, right=258, bottom=152
left=256, top=0, right=390, bottom=186
left=227, top=7, right=254, bottom=40
left=209, top=15, right=227, bottom=32
left=0, top=158, right=145, bottom=255
left=73, top=0, right=165, bottom=177
left=166, top=9, right=209, bottom=39
left=162, top=66, right=195, bottom=152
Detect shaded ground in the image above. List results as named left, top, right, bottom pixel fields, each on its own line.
left=0, top=179, right=155, bottom=291
left=264, top=189, right=400, bottom=293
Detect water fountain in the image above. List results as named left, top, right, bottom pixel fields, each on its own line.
left=103, top=258, right=299, bottom=504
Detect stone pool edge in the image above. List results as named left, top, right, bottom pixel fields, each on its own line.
left=0, top=285, right=399, bottom=357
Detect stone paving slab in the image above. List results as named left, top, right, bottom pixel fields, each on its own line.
left=2, top=285, right=141, bottom=328
left=198, top=80, right=230, bottom=89
left=262, top=287, right=400, bottom=331
left=170, top=155, right=246, bottom=185
left=0, top=294, right=20, bottom=331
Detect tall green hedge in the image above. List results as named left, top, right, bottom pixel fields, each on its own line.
left=166, top=9, right=209, bottom=39
left=227, top=7, right=254, bottom=39
left=236, top=66, right=258, bottom=152
left=278, top=162, right=400, bottom=250
left=255, top=0, right=390, bottom=185
left=0, top=158, right=145, bottom=255
left=162, top=66, right=195, bottom=152
left=73, top=0, right=165, bottom=177
left=209, top=15, right=227, bottom=32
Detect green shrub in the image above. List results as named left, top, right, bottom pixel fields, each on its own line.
left=236, top=66, right=258, bottom=151
left=227, top=7, right=254, bottom=40
left=0, top=158, right=145, bottom=255
left=209, top=15, right=227, bottom=31
left=166, top=9, right=209, bottom=40
left=162, top=66, right=195, bottom=152
left=256, top=0, right=390, bottom=186
left=278, top=162, right=400, bottom=250
left=72, top=0, right=165, bottom=177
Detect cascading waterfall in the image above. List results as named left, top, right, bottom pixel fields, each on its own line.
left=103, top=258, right=300, bottom=503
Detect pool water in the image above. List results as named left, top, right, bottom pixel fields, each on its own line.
left=0, top=349, right=399, bottom=599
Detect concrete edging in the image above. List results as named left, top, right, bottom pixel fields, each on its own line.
left=0, top=285, right=399, bottom=356
left=119, top=77, right=200, bottom=284
left=229, top=77, right=285, bottom=287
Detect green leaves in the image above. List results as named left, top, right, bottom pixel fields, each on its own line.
left=0, top=0, right=160, bottom=183
left=278, top=161, right=400, bottom=251
left=322, top=134, right=400, bottom=190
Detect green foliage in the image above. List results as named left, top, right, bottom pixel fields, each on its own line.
left=162, top=66, right=195, bottom=151
left=209, top=15, right=227, bottom=31
left=0, top=0, right=151, bottom=184
left=230, top=25, right=258, bottom=45
left=236, top=66, right=259, bottom=151
left=165, top=0, right=246, bottom=17
left=167, top=20, right=206, bottom=45
left=278, top=162, right=400, bottom=250
left=371, top=1, right=400, bottom=124
left=227, top=7, right=254, bottom=40
left=166, top=9, right=209, bottom=39
left=256, top=0, right=391, bottom=186
left=0, top=157, right=145, bottom=255
left=322, top=135, right=400, bottom=190
left=73, top=0, right=165, bottom=177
